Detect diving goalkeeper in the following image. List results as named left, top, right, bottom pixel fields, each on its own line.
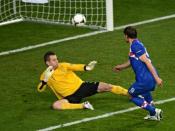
left=37, top=51, right=128, bottom=110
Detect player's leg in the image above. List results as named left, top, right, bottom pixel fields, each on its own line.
left=142, top=91, right=155, bottom=120
left=59, top=82, right=127, bottom=110
left=52, top=99, right=93, bottom=110
left=128, top=83, right=162, bottom=120
left=97, top=82, right=128, bottom=96
left=141, top=91, right=163, bottom=120
left=52, top=99, right=83, bottom=110
left=141, top=80, right=156, bottom=105
left=128, top=83, right=156, bottom=116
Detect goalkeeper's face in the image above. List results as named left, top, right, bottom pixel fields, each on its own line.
left=46, top=55, right=59, bottom=69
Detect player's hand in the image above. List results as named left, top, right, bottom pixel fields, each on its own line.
left=113, top=65, right=123, bottom=73
left=156, top=77, right=163, bottom=87
left=86, top=61, right=97, bottom=71
left=43, top=66, right=54, bottom=82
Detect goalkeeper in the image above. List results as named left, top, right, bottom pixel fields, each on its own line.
left=37, top=51, right=128, bottom=110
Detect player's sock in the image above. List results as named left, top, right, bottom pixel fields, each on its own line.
left=111, top=85, right=128, bottom=96
left=142, top=92, right=153, bottom=105
left=61, top=102, right=84, bottom=110
left=131, top=96, right=156, bottom=116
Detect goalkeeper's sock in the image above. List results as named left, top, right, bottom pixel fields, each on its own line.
left=61, top=102, right=84, bottom=110
left=111, top=85, right=128, bottom=96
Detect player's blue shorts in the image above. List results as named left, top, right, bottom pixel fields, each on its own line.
left=128, top=81, right=156, bottom=97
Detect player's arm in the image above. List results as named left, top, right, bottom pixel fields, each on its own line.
left=139, top=54, right=163, bottom=87
left=37, top=66, right=54, bottom=92
left=113, top=60, right=131, bottom=72
left=66, top=61, right=97, bottom=71
left=66, top=63, right=86, bottom=71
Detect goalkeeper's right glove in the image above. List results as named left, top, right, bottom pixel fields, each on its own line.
left=43, top=66, right=54, bottom=82
left=85, top=61, right=97, bottom=71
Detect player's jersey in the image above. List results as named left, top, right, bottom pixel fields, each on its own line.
left=39, top=63, right=85, bottom=98
left=129, top=39, right=156, bottom=87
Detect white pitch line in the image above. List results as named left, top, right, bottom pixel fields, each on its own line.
left=114, top=14, right=175, bottom=30
left=0, top=30, right=108, bottom=56
left=38, top=97, right=175, bottom=131
left=1, top=14, right=175, bottom=56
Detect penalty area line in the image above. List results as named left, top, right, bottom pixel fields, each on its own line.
left=37, top=97, right=175, bottom=131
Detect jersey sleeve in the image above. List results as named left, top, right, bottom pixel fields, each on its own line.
left=131, top=43, right=146, bottom=58
left=61, top=62, right=85, bottom=71
left=40, top=72, right=44, bottom=81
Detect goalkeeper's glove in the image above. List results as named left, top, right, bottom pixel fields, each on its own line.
left=85, top=61, right=97, bottom=71
left=43, top=66, right=54, bottom=82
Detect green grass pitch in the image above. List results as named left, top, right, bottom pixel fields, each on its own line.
left=0, top=0, right=175, bottom=130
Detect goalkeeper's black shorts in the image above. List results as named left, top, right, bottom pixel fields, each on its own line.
left=65, top=82, right=99, bottom=103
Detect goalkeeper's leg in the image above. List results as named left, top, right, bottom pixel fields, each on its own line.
left=97, top=82, right=128, bottom=96
left=52, top=99, right=93, bottom=110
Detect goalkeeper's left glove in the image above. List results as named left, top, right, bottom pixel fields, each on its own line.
left=38, top=66, right=54, bottom=92
left=43, top=66, right=54, bottom=82
left=85, top=61, right=97, bottom=71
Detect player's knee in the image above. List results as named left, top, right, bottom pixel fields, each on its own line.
left=98, top=82, right=112, bottom=92
left=101, top=86, right=111, bottom=92
left=106, top=85, right=112, bottom=91
left=52, top=99, right=69, bottom=110
left=52, top=101, right=62, bottom=110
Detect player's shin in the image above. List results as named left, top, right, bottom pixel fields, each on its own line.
left=131, top=96, right=156, bottom=116
left=141, top=92, right=154, bottom=105
left=60, top=102, right=84, bottom=110
left=111, top=85, right=128, bottom=96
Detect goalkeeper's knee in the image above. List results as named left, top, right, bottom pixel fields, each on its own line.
left=52, top=99, right=68, bottom=110
left=97, top=82, right=112, bottom=92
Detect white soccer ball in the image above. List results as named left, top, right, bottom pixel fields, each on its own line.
left=72, top=13, right=86, bottom=26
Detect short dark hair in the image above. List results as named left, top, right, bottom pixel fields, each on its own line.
left=44, top=51, right=56, bottom=63
left=123, top=26, right=137, bottom=38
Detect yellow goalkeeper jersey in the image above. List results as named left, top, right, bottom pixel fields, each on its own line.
left=38, top=63, right=85, bottom=99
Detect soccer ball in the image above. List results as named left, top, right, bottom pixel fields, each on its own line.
left=72, top=13, right=86, bottom=26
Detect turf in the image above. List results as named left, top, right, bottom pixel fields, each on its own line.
left=60, top=102, right=175, bottom=131
left=0, top=0, right=175, bottom=52
left=0, top=0, right=175, bottom=130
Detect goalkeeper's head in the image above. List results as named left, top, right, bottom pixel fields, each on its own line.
left=44, top=51, right=59, bottom=69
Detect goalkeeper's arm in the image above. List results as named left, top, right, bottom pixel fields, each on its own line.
left=37, top=81, right=47, bottom=92
left=65, top=61, right=97, bottom=71
left=85, top=61, right=97, bottom=71
left=37, top=66, right=54, bottom=92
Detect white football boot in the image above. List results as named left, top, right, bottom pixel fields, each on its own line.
left=155, top=108, right=163, bottom=120
left=144, top=108, right=163, bottom=121
left=144, top=115, right=159, bottom=121
left=83, top=101, right=94, bottom=110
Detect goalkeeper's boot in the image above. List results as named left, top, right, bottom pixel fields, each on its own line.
left=83, top=101, right=94, bottom=110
